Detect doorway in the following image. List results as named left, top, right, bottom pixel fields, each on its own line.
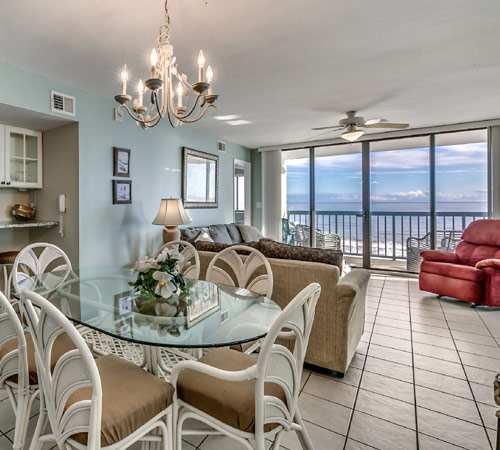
left=233, top=159, right=251, bottom=225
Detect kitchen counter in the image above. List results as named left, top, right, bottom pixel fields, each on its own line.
left=0, top=220, right=58, bottom=229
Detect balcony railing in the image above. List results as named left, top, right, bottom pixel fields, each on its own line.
left=287, top=210, right=488, bottom=260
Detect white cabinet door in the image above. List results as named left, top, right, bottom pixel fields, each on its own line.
left=4, top=126, right=43, bottom=189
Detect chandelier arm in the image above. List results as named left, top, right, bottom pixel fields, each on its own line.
left=118, top=104, right=160, bottom=125
left=166, top=105, right=180, bottom=128
left=176, top=94, right=204, bottom=120
left=153, top=91, right=165, bottom=119
left=176, top=104, right=217, bottom=124
left=142, top=116, right=163, bottom=129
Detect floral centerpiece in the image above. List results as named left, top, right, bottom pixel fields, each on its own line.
left=130, top=247, right=191, bottom=316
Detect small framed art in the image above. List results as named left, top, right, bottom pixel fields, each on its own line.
left=113, top=147, right=131, bottom=177
left=113, top=180, right=132, bottom=204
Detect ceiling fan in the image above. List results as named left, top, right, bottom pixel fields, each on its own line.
left=311, top=111, right=410, bottom=142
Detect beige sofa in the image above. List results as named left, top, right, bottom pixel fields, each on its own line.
left=198, top=251, right=370, bottom=376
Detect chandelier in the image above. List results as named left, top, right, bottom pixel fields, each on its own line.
left=114, top=0, right=219, bottom=129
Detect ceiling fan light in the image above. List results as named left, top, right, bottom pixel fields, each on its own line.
left=341, top=128, right=364, bottom=142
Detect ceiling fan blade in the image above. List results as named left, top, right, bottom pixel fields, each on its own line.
left=306, top=128, right=343, bottom=140
left=364, top=122, right=410, bottom=129
left=364, top=118, right=387, bottom=125
left=311, top=125, right=342, bottom=131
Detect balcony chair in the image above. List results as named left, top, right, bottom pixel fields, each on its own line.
left=419, top=219, right=500, bottom=306
left=281, top=218, right=296, bottom=245
left=19, top=290, right=174, bottom=450
left=293, top=223, right=341, bottom=250
left=170, top=282, right=321, bottom=450
left=406, top=230, right=463, bottom=272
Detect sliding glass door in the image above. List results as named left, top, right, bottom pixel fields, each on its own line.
left=280, top=128, right=490, bottom=273
left=314, top=144, right=363, bottom=254
left=369, top=137, right=430, bottom=271
left=435, top=130, right=489, bottom=243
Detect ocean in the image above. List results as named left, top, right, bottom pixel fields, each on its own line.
left=286, top=201, right=488, bottom=258
left=287, top=201, right=488, bottom=213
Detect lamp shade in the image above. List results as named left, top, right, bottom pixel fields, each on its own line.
left=152, top=198, right=192, bottom=226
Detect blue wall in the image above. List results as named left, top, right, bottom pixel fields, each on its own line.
left=0, top=62, right=253, bottom=267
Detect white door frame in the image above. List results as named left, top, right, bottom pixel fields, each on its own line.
left=233, top=159, right=252, bottom=225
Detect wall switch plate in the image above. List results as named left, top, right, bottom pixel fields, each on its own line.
left=256, top=202, right=262, bottom=208
left=114, top=108, right=123, bottom=122
left=220, top=310, right=229, bottom=323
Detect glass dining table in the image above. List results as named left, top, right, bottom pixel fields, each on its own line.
left=17, top=267, right=282, bottom=377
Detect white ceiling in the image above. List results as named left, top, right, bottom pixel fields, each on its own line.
left=1, top=0, right=500, bottom=148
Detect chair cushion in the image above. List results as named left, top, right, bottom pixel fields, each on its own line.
left=455, top=241, right=500, bottom=267
left=0, top=251, right=19, bottom=264
left=0, top=332, right=76, bottom=385
left=208, top=225, right=233, bottom=244
left=177, top=348, right=286, bottom=433
left=420, top=261, right=484, bottom=282
left=462, top=219, right=500, bottom=246
left=68, top=354, right=174, bottom=447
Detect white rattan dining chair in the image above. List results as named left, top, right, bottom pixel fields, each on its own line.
left=0, top=291, right=40, bottom=450
left=170, top=282, right=321, bottom=450
left=154, top=240, right=200, bottom=280
left=10, top=243, right=147, bottom=367
left=19, top=290, right=174, bottom=450
left=206, top=245, right=274, bottom=354
left=9, top=243, right=73, bottom=301
left=206, top=245, right=273, bottom=298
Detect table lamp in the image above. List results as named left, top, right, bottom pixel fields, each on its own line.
left=153, top=198, right=192, bottom=243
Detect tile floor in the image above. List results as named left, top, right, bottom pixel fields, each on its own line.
left=0, top=274, right=499, bottom=450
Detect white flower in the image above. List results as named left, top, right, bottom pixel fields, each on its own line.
left=156, top=249, right=169, bottom=263
left=153, top=271, right=176, bottom=299
left=132, top=257, right=159, bottom=273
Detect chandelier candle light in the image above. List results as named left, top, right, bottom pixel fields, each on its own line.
left=114, top=0, right=219, bottom=129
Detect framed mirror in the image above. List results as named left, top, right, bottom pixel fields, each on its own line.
left=183, top=147, right=219, bottom=208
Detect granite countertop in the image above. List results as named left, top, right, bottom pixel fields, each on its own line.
left=0, top=220, right=59, bottom=229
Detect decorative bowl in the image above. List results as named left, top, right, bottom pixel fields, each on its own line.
left=11, top=204, right=35, bottom=221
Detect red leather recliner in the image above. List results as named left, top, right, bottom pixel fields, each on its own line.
left=419, top=219, right=500, bottom=306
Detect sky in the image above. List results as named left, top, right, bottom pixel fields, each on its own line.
left=285, top=141, right=488, bottom=211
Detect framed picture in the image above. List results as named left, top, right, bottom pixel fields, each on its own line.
left=186, top=282, right=221, bottom=328
left=114, top=291, right=134, bottom=320
left=182, top=147, right=219, bottom=208
left=113, top=180, right=132, bottom=204
left=113, top=147, right=131, bottom=177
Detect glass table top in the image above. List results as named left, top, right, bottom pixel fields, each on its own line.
left=17, top=268, right=281, bottom=348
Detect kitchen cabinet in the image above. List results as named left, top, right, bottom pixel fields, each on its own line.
left=0, top=125, right=42, bottom=189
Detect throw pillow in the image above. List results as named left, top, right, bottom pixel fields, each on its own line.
left=237, top=224, right=264, bottom=242
left=226, top=223, right=244, bottom=244
left=194, top=230, right=214, bottom=243
left=195, top=241, right=261, bottom=254
left=195, top=241, right=232, bottom=252
left=181, top=227, right=209, bottom=241
left=259, top=239, right=343, bottom=270
left=208, top=224, right=233, bottom=244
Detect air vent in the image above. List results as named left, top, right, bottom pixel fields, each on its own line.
left=51, top=91, right=76, bottom=116
left=218, top=140, right=226, bottom=152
